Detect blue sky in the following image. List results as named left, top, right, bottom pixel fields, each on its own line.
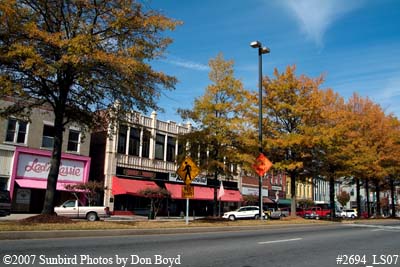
left=148, top=0, right=400, bottom=123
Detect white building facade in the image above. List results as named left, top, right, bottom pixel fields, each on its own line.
left=93, top=110, right=242, bottom=216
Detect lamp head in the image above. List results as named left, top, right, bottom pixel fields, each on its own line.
left=250, top=41, right=261, bottom=48
left=261, top=47, right=270, bottom=54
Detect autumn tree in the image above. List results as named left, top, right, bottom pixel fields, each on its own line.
left=343, top=94, right=391, bottom=217
left=242, top=194, right=258, bottom=206
left=64, top=181, right=104, bottom=206
left=262, top=65, right=325, bottom=217
left=0, top=0, right=180, bottom=214
left=336, top=191, right=350, bottom=208
left=178, top=53, right=251, bottom=216
left=307, top=88, right=348, bottom=218
left=376, top=115, right=400, bottom=217
left=139, top=187, right=170, bottom=219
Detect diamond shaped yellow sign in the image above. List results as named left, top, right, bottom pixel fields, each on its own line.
left=177, top=157, right=200, bottom=185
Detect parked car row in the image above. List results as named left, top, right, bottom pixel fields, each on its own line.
left=222, top=206, right=359, bottom=221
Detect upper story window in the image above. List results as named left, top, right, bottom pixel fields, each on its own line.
left=128, top=127, right=140, bottom=156
left=5, top=118, right=28, bottom=144
left=117, top=125, right=127, bottom=154
left=41, top=124, right=55, bottom=148
left=155, top=133, right=165, bottom=160
left=67, top=129, right=81, bottom=152
left=166, top=136, right=176, bottom=162
left=142, top=129, right=150, bottom=158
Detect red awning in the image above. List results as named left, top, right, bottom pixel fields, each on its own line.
left=165, top=183, right=213, bottom=200
left=263, top=197, right=275, bottom=204
left=219, top=189, right=242, bottom=202
left=15, top=179, right=77, bottom=191
left=165, top=183, right=242, bottom=202
left=112, top=176, right=158, bottom=196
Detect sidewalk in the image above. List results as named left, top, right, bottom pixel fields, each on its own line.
left=0, top=213, right=201, bottom=222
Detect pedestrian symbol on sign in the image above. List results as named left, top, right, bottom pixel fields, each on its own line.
left=183, top=161, right=192, bottom=182
left=177, top=157, right=200, bottom=185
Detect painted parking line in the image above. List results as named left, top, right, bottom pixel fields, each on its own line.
left=258, top=238, right=303, bottom=245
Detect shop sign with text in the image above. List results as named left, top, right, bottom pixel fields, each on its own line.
left=14, top=147, right=90, bottom=183
left=169, top=172, right=207, bottom=185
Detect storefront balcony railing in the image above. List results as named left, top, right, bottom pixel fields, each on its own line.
left=116, top=154, right=177, bottom=172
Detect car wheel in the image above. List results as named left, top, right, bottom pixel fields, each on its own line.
left=351, top=215, right=355, bottom=219
left=228, top=215, right=236, bottom=221
left=342, top=215, right=346, bottom=219
left=255, top=214, right=260, bottom=220
left=86, top=212, right=98, bottom=222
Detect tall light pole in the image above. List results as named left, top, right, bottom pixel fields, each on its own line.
left=250, top=41, right=270, bottom=219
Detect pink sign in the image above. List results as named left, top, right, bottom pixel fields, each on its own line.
left=17, top=154, right=84, bottom=182
left=9, top=147, right=91, bottom=200
left=12, top=147, right=90, bottom=183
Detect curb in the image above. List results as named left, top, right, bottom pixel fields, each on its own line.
left=0, top=223, right=334, bottom=240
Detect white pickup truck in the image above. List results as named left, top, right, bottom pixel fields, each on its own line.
left=54, top=200, right=110, bottom=221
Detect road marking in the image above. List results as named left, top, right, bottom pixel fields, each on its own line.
left=258, top=238, right=303, bottom=245
left=344, top=224, right=400, bottom=232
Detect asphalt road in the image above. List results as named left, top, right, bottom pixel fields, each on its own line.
left=1, top=222, right=399, bottom=267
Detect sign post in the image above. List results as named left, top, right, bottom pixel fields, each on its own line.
left=177, top=157, right=200, bottom=225
left=253, top=153, right=273, bottom=219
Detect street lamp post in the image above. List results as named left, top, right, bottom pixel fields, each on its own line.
left=250, top=41, right=270, bottom=219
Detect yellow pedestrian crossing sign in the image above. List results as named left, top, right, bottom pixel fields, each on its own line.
left=182, top=184, right=194, bottom=198
left=177, top=157, right=200, bottom=185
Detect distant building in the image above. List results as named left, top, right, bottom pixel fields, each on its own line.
left=240, top=171, right=287, bottom=208
left=285, top=177, right=313, bottom=205
left=0, top=98, right=91, bottom=212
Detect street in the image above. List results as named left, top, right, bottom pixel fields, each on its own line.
left=1, top=222, right=399, bottom=267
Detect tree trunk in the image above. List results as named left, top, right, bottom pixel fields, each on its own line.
left=356, top=178, right=361, bottom=218
left=213, top=171, right=218, bottom=217
left=41, top=110, right=64, bottom=214
left=329, top=176, right=336, bottom=219
left=374, top=179, right=381, bottom=217
left=290, top=173, right=296, bottom=218
left=390, top=177, right=396, bottom=218
left=365, top=179, right=370, bottom=218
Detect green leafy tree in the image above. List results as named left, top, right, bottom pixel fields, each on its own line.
left=178, top=53, right=251, bottom=216
left=0, top=0, right=180, bottom=214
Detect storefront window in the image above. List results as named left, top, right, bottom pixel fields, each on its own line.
left=41, top=124, right=55, bottom=148
left=5, top=118, right=27, bottom=144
